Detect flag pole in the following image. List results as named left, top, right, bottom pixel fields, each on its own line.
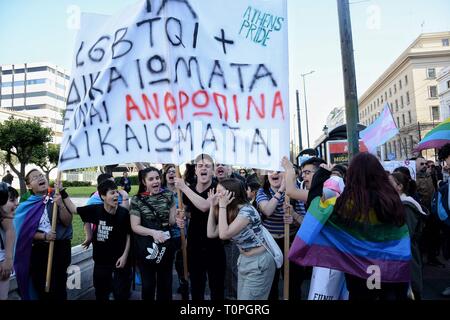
left=176, top=166, right=189, bottom=284
left=283, top=195, right=291, bottom=300
left=45, top=171, right=61, bottom=293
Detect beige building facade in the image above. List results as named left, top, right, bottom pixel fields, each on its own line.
left=359, top=32, right=450, bottom=160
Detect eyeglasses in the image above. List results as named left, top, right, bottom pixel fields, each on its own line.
left=28, top=173, right=44, bottom=182
left=301, top=170, right=313, bottom=176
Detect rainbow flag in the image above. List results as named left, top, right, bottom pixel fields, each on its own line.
left=288, top=197, right=411, bottom=283
left=13, top=194, right=48, bottom=300
left=415, top=117, right=450, bottom=151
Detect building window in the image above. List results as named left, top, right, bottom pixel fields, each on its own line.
left=401, top=96, right=404, bottom=108
left=402, top=114, right=406, bottom=126
left=429, top=85, right=438, bottom=99
left=431, top=106, right=440, bottom=121
left=397, top=117, right=400, bottom=128
left=381, top=95, right=384, bottom=104
left=410, top=136, right=414, bottom=150
left=395, top=100, right=399, bottom=112
left=427, top=68, right=436, bottom=79
left=377, top=98, right=380, bottom=107
left=385, top=92, right=387, bottom=100
left=408, top=111, right=412, bottom=123
left=399, top=140, right=402, bottom=157
left=389, top=88, right=392, bottom=97
left=406, top=92, right=410, bottom=105
left=447, top=80, right=450, bottom=89
left=443, top=39, right=449, bottom=46
left=394, top=84, right=397, bottom=94
left=393, top=141, right=397, bottom=158
left=399, top=80, right=402, bottom=90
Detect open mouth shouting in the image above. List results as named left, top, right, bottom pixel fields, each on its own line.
left=167, top=174, right=175, bottom=183
left=269, top=172, right=282, bottom=187
left=150, top=182, right=160, bottom=193
left=216, top=167, right=225, bottom=177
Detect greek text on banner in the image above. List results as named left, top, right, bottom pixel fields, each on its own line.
left=59, top=0, right=290, bottom=171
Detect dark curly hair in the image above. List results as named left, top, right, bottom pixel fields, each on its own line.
left=438, top=143, right=450, bottom=161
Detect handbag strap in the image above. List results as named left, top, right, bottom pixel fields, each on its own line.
left=248, top=225, right=276, bottom=261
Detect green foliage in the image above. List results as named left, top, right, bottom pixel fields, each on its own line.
left=63, top=180, right=92, bottom=187
left=31, top=143, right=60, bottom=175
left=0, top=117, right=53, bottom=194
left=66, top=185, right=139, bottom=198
left=50, top=180, right=92, bottom=187
left=71, top=214, right=85, bottom=247
left=0, top=117, right=52, bottom=162
left=66, top=186, right=97, bottom=198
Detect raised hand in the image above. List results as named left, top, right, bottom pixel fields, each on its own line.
left=279, top=176, right=286, bottom=193
left=281, top=156, right=294, bottom=171
left=218, top=190, right=235, bottom=208
left=207, top=189, right=220, bottom=207
left=174, top=177, right=187, bottom=192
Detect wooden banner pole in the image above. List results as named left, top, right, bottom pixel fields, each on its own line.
left=176, top=166, right=189, bottom=283
left=45, top=171, right=61, bottom=293
left=283, top=195, right=291, bottom=300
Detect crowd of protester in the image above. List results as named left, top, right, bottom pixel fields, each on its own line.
left=1, top=147, right=450, bottom=301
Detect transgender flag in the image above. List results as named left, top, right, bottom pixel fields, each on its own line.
left=360, top=103, right=399, bottom=153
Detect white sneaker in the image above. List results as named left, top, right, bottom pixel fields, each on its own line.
left=442, top=287, right=450, bottom=296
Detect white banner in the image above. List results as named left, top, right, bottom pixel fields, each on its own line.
left=59, top=0, right=290, bottom=171
left=383, top=160, right=416, bottom=180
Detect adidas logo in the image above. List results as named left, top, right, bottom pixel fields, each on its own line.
left=145, top=243, right=166, bottom=263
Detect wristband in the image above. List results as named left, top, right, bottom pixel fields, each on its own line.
left=60, top=188, right=69, bottom=199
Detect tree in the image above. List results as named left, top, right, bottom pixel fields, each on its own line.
left=31, top=144, right=60, bottom=181
left=0, top=117, right=52, bottom=195
left=0, top=151, right=18, bottom=175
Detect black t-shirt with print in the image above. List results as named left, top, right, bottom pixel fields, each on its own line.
left=77, top=204, right=131, bottom=266
left=182, top=182, right=222, bottom=249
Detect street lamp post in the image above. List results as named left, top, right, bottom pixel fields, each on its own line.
left=301, top=70, right=315, bottom=148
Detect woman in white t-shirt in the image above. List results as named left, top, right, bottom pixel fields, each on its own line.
left=0, top=184, right=19, bottom=300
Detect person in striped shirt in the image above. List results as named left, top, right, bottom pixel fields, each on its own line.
left=255, top=171, right=306, bottom=300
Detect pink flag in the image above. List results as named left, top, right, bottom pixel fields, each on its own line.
left=359, top=103, right=399, bottom=153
